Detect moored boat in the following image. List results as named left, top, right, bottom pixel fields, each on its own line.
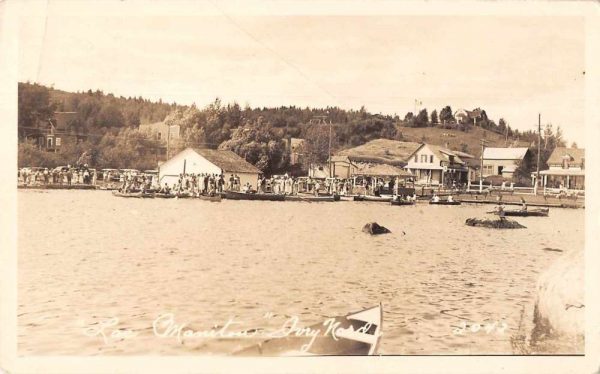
left=285, top=194, right=340, bottom=202
left=233, top=303, right=383, bottom=356
left=224, top=191, right=285, bottom=201
left=390, top=200, right=415, bottom=206
left=196, top=194, right=222, bottom=202
left=429, top=200, right=461, bottom=205
left=112, top=191, right=154, bottom=198
left=490, top=208, right=549, bottom=217
left=353, top=195, right=392, bottom=202
left=154, top=193, right=177, bottom=199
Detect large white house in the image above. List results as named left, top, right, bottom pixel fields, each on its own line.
left=404, top=144, right=470, bottom=186
left=158, top=148, right=261, bottom=188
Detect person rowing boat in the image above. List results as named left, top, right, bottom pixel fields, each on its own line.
left=520, top=197, right=528, bottom=212
left=431, top=193, right=440, bottom=203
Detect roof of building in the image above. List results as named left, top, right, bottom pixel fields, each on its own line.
left=425, top=144, right=465, bottom=165
left=192, top=148, right=261, bottom=174
left=540, top=168, right=585, bottom=176
left=52, top=111, right=77, bottom=129
left=482, top=147, right=529, bottom=160
left=337, top=139, right=422, bottom=166
left=452, top=150, right=475, bottom=159
left=355, top=162, right=413, bottom=177
left=330, top=155, right=353, bottom=163
left=546, top=147, right=585, bottom=165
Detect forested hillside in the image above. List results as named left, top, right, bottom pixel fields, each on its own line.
left=17, top=82, right=568, bottom=175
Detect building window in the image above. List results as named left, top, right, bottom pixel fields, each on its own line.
left=421, top=155, right=427, bottom=163
left=414, top=155, right=418, bottom=163
left=430, top=155, right=434, bottom=163
left=47, top=137, right=53, bottom=148
left=56, top=137, right=61, bottom=146
left=158, top=132, right=162, bottom=140
left=498, top=166, right=504, bottom=175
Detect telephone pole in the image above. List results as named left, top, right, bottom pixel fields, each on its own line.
left=328, top=119, right=333, bottom=178
left=479, top=139, right=487, bottom=192
left=535, top=113, right=541, bottom=194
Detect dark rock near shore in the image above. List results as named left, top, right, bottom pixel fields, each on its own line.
left=362, top=222, right=391, bottom=235
left=465, top=218, right=526, bottom=229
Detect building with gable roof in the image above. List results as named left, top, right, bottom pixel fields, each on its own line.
left=158, top=147, right=261, bottom=189
left=481, top=147, right=531, bottom=180
left=540, top=147, right=585, bottom=190
left=404, top=143, right=471, bottom=186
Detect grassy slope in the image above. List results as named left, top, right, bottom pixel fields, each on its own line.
left=397, top=125, right=530, bottom=159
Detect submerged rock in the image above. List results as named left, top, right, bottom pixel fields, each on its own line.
left=362, top=222, right=391, bottom=235
left=465, top=218, right=526, bottom=229
left=531, top=250, right=584, bottom=352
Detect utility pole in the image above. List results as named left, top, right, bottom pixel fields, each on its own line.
left=479, top=139, right=487, bottom=192
left=328, top=119, right=333, bottom=178
left=535, top=113, right=541, bottom=194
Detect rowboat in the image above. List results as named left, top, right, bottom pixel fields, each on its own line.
left=285, top=194, right=340, bottom=202
left=429, top=200, right=461, bottom=205
left=390, top=200, right=415, bottom=206
left=196, top=194, right=222, bottom=202
left=154, top=193, right=177, bottom=199
left=489, top=208, right=549, bottom=217
left=353, top=195, right=392, bottom=202
left=112, top=191, right=155, bottom=198
left=233, top=303, right=382, bottom=356
left=224, top=191, right=285, bottom=201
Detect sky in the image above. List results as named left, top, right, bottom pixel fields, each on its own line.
left=18, top=1, right=587, bottom=146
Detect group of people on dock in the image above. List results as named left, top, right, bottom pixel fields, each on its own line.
left=18, top=166, right=96, bottom=186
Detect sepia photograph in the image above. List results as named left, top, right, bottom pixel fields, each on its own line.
left=1, top=0, right=599, bottom=373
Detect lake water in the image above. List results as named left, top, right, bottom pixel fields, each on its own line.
left=17, top=190, right=584, bottom=355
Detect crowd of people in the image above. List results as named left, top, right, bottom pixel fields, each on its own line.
left=18, top=165, right=97, bottom=186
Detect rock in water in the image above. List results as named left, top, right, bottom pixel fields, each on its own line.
left=362, top=222, right=391, bottom=235
left=465, top=218, right=525, bottom=229
left=531, top=249, right=584, bottom=352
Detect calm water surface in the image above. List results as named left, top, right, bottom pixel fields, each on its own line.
left=18, top=190, right=584, bottom=355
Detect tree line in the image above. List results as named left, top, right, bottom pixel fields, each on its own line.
left=18, top=82, right=573, bottom=177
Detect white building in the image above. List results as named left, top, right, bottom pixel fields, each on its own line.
left=158, top=148, right=261, bottom=188
left=482, top=147, right=530, bottom=180
left=404, top=144, right=469, bottom=186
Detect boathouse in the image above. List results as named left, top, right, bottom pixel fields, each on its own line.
left=158, top=148, right=261, bottom=189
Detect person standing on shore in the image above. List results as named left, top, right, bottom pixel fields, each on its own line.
left=67, top=169, right=73, bottom=186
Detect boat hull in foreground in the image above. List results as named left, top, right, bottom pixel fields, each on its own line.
left=233, top=304, right=382, bottom=356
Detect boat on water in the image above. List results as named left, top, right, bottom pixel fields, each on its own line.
left=224, top=191, right=285, bottom=201
left=429, top=200, right=462, bottom=205
left=489, top=208, right=549, bottom=217
left=196, top=194, right=222, bottom=202
left=353, top=195, right=392, bottom=202
left=112, top=191, right=154, bottom=198
left=390, top=199, right=415, bottom=206
left=233, top=303, right=382, bottom=356
left=154, top=193, right=177, bottom=199
left=285, top=194, right=340, bottom=202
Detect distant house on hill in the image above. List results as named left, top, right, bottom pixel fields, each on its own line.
left=482, top=147, right=531, bottom=180
left=540, top=147, right=585, bottom=190
left=21, top=111, right=82, bottom=152
left=404, top=143, right=472, bottom=186
left=139, top=121, right=180, bottom=142
left=158, top=147, right=261, bottom=189
left=454, top=108, right=483, bottom=124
